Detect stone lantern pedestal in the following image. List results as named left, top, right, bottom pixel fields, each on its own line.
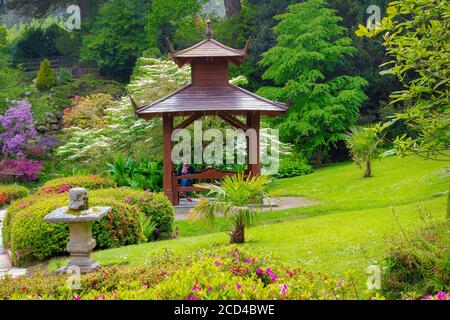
left=44, top=188, right=111, bottom=274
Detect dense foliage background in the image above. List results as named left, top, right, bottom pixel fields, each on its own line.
left=0, top=0, right=447, bottom=180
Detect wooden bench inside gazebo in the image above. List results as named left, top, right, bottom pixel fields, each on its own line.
left=136, top=22, right=288, bottom=206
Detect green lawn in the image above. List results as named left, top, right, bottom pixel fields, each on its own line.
left=176, top=155, right=448, bottom=237
left=48, top=156, right=449, bottom=294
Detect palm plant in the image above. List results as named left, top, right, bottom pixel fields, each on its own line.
left=190, top=174, right=270, bottom=244
left=345, top=126, right=384, bottom=178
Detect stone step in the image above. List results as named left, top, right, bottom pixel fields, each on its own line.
left=0, top=253, right=11, bottom=269
left=0, top=267, right=27, bottom=279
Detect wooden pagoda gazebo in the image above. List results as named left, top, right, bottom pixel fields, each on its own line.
left=136, top=22, right=288, bottom=205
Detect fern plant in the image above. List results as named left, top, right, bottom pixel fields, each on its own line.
left=190, top=174, right=270, bottom=244
left=141, top=215, right=157, bottom=242
left=107, top=155, right=136, bottom=187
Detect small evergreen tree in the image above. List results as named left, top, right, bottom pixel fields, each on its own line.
left=36, top=59, right=56, bottom=91
left=258, top=0, right=368, bottom=165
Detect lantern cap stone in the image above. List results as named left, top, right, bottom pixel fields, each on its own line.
left=44, top=206, right=111, bottom=223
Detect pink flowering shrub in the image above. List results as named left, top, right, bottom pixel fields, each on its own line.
left=0, top=247, right=364, bottom=300
left=149, top=247, right=357, bottom=300
left=0, top=158, right=43, bottom=181
left=422, top=292, right=450, bottom=300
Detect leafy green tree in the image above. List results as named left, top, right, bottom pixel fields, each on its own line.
left=345, top=125, right=384, bottom=178
left=7, top=0, right=105, bottom=19
left=0, top=24, right=6, bottom=46
left=327, top=0, right=400, bottom=123
left=81, top=0, right=151, bottom=80
left=146, top=0, right=206, bottom=52
left=0, top=25, right=26, bottom=112
left=357, top=0, right=449, bottom=161
left=11, top=21, right=79, bottom=61
left=36, top=59, right=56, bottom=91
left=258, top=0, right=368, bottom=164
left=191, top=174, right=269, bottom=244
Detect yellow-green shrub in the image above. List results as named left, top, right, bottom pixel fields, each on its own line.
left=0, top=184, right=29, bottom=206
left=39, top=175, right=116, bottom=194
left=4, top=189, right=146, bottom=267
left=36, top=59, right=56, bottom=91
left=0, top=248, right=364, bottom=300
left=0, top=255, right=184, bottom=300
left=63, top=93, right=113, bottom=129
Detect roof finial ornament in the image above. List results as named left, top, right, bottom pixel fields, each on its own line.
left=205, top=20, right=212, bottom=39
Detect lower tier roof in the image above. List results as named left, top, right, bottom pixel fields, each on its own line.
left=136, top=84, right=288, bottom=118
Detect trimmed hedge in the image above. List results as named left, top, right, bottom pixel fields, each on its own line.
left=93, top=188, right=174, bottom=240
left=3, top=188, right=174, bottom=267
left=39, top=175, right=116, bottom=194
left=0, top=184, right=29, bottom=207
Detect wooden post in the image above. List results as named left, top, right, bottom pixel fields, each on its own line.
left=247, top=111, right=261, bottom=177
left=163, top=114, right=175, bottom=204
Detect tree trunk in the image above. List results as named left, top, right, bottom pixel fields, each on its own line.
left=364, top=160, right=372, bottom=178
left=224, top=0, right=241, bottom=18
left=230, top=220, right=245, bottom=244
left=313, top=149, right=323, bottom=168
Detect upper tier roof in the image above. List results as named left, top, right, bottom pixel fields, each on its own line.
left=172, top=38, right=247, bottom=57
left=168, top=20, right=249, bottom=66
left=135, top=21, right=288, bottom=118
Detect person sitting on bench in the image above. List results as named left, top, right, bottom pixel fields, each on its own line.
left=178, top=161, right=195, bottom=202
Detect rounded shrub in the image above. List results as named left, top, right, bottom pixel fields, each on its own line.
left=276, top=158, right=313, bottom=179
left=92, top=188, right=174, bottom=240
left=5, top=188, right=147, bottom=267
left=39, top=175, right=116, bottom=194
left=0, top=184, right=29, bottom=207
left=36, top=59, right=57, bottom=92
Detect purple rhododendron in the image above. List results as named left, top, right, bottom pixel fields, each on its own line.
left=0, top=101, right=37, bottom=157
left=37, top=135, right=59, bottom=151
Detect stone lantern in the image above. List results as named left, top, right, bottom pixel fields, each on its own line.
left=44, top=188, right=111, bottom=273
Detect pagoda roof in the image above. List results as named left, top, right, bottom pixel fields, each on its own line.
left=168, top=20, right=249, bottom=67
left=171, top=39, right=247, bottom=64
left=136, top=84, right=288, bottom=119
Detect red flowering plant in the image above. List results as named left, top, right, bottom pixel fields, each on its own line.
left=0, top=185, right=29, bottom=207
left=0, top=192, right=7, bottom=206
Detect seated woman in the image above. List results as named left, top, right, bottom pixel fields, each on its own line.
left=178, top=161, right=195, bottom=202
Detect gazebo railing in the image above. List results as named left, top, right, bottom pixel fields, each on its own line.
left=172, top=168, right=245, bottom=205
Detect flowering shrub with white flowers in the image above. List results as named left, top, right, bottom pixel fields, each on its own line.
left=57, top=57, right=191, bottom=167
